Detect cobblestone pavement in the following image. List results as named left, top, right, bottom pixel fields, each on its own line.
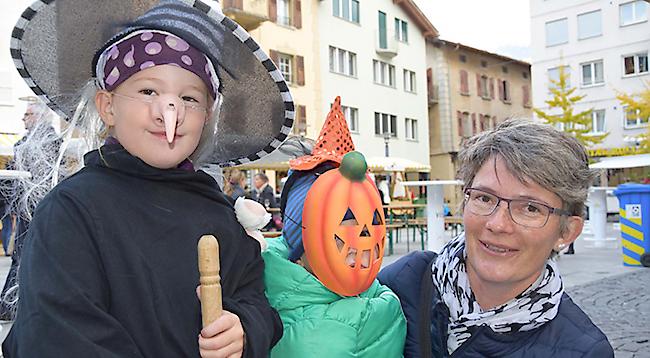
left=567, top=269, right=650, bottom=358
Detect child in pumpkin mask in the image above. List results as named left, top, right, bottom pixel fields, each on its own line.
left=3, top=0, right=290, bottom=356
left=261, top=97, right=406, bottom=357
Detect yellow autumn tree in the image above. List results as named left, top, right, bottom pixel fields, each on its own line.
left=534, top=65, right=608, bottom=147
left=616, top=84, right=650, bottom=150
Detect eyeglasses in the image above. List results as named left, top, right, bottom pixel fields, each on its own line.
left=464, top=188, right=571, bottom=228
left=111, top=92, right=208, bottom=114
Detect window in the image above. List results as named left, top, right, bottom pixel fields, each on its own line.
left=278, top=53, right=293, bottom=83
left=625, top=107, right=649, bottom=128
left=378, top=11, right=387, bottom=49
left=581, top=60, right=604, bottom=86
left=329, top=46, right=357, bottom=77
left=577, top=10, right=602, bottom=40
left=457, top=111, right=473, bottom=138
left=403, top=69, right=416, bottom=93
left=342, top=105, right=359, bottom=132
left=374, top=112, right=397, bottom=137
left=277, top=0, right=291, bottom=26
left=478, top=75, right=489, bottom=98
left=590, top=110, right=606, bottom=134
left=499, top=80, right=511, bottom=102
left=459, top=54, right=467, bottom=63
left=523, top=72, right=529, bottom=79
left=373, top=60, right=395, bottom=87
left=502, top=66, right=508, bottom=74
left=481, top=60, right=488, bottom=68
left=459, top=70, right=469, bottom=95
left=623, top=53, right=649, bottom=76
left=548, top=66, right=571, bottom=89
left=395, top=18, right=408, bottom=42
left=405, top=118, right=418, bottom=140
left=620, top=1, right=648, bottom=26
left=545, top=18, right=568, bottom=46
left=333, top=0, right=360, bottom=23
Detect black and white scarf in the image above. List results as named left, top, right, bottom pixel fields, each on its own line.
left=432, top=234, right=564, bottom=354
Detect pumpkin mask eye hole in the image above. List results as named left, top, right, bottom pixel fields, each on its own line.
left=335, top=235, right=345, bottom=252
left=372, top=209, right=383, bottom=225
left=374, top=243, right=380, bottom=260
left=341, top=208, right=358, bottom=226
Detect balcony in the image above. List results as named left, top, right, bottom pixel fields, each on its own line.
left=375, top=31, right=398, bottom=58
left=222, top=0, right=269, bottom=31
left=428, top=84, right=439, bottom=105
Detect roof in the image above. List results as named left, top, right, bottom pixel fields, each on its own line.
left=590, top=153, right=650, bottom=169
left=393, top=0, right=439, bottom=40
left=431, top=39, right=531, bottom=68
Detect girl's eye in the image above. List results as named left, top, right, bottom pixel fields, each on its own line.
left=139, top=89, right=157, bottom=96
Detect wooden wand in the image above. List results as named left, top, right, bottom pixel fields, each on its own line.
left=198, top=235, right=223, bottom=327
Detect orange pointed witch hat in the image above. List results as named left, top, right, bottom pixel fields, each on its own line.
left=289, top=96, right=355, bottom=170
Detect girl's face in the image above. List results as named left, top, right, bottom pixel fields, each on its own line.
left=96, top=64, right=211, bottom=169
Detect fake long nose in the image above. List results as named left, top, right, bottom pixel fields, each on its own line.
left=151, top=94, right=186, bottom=143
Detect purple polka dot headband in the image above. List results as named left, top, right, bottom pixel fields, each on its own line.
left=96, top=30, right=219, bottom=99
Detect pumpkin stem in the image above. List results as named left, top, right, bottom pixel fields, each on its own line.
left=340, top=151, right=368, bottom=182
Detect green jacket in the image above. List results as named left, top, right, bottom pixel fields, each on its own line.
left=263, top=237, right=406, bottom=357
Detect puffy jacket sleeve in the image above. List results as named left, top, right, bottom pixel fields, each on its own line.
left=378, top=251, right=439, bottom=358
left=2, top=190, right=143, bottom=358
left=356, top=281, right=406, bottom=357
left=222, top=235, right=283, bottom=358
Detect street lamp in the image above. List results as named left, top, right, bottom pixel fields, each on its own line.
left=383, top=131, right=391, bottom=157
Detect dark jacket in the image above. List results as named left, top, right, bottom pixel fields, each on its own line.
left=3, top=144, right=282, bottom=358
left=252, top=184, right=277, bottom=209
left=378, top=251, right=614, bottom=358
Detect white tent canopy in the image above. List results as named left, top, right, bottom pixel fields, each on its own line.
left=365, top=156, right=430, bottom=172
left=590, top=153, right=650, bottom=169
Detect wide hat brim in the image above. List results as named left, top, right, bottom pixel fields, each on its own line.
left=10, top=0, right=294, bottom=167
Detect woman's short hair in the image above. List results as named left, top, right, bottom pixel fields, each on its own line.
left=457, top=118, right=597, bottom=222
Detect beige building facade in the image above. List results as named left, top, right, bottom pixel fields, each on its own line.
left=426, top=40, right=533, bottom=207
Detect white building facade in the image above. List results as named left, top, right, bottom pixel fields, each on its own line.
left=316, top=0, right=436, bottom=167
left=531, top=0, right=650, bottom=154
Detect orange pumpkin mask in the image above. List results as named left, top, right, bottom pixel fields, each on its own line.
left=302, top=151, right=386, bottom=296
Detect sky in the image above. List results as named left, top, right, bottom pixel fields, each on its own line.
left=414, top=0, right=531, bottom=61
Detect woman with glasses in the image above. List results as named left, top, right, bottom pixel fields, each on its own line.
left=379, top=118, right=613, bottom=357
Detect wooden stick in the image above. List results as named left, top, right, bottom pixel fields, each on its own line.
left=198, top=235, right=222, bottom=328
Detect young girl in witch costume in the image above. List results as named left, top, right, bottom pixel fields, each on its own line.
left=3, top=0, right=292, bottom=356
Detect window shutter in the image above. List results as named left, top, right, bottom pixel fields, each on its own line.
left=427, top=68, right=433, bottom=96
left=460, top=70, right=468, bottom=94
left=492, top=116, right=497, bottom=128
left=293, top=0, right=302, bottom=29
left=523, top=85, right=530, bottom=107
left=269, top=49, right=279, bottom=67
left=489, top=78, right=495, bottom=99
left=457, top=111, right=463, bottom=137
left=268, top=0, right=277, bottom=22
left=476, top=74, right=481, bottom=96
left=498, top=79, right=504, bottom=101
left=295, top=105, right=307, bottom=135
left=296, top=55, right=305, bottom=85
left=471, top=113, right=477, bottom=134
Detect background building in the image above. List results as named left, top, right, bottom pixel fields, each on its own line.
left=530, top=0, right=650, bottom=157
left=427, top=40, right=533, bottom=206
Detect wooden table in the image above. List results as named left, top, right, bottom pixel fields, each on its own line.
left=382, top=204, right=426, bottom=254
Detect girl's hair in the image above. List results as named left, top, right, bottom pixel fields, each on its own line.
left=223, top=169, right=246, bottom=196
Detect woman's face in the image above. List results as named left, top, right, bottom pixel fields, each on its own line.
left=463, top=156, right=582, bottom=297
left=96, top=64, right=210, bottom=169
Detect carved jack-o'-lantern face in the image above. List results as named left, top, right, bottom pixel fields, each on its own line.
left=302, top=152, right=386, bottom=296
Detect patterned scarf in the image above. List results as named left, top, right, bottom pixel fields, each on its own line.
left=432, top=234, right=564, bottom=354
